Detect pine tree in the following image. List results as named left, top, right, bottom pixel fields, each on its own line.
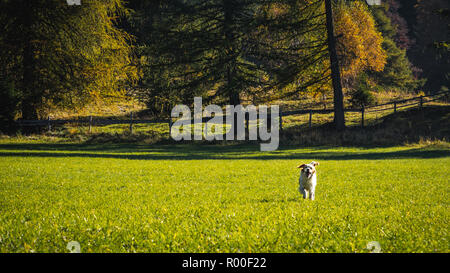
left=325, top=0, right=345, bottom=130
left=133, top=0, right=330, bottom=109
left=384, top=0, right=413, bottom=50
left=413, top=0, right=449, bottom=92
left=369, top=3, right=423, bottom=92
left=0, top=0, right=137, bottom=120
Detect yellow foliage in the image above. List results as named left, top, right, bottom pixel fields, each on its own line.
left=334, top=2, right=387, bottom=79
left=279, top=1, right=387, bottom=100
left=265, top=3, right=289, bottom=18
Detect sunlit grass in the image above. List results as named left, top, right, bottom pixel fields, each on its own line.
left=0, top=140, right=448, bottom=253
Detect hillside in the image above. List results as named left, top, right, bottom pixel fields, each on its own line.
left=281, top=105, right=450, bottom=146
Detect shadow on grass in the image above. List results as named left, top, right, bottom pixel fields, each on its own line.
left=0, top=142, right=448, bottom=160
left=258, top=197, right=300, bottom=203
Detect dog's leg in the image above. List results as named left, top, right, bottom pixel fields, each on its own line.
left=310, top=190, right=315, bottom=201
left=301, top=189, right=307, bottom=199
left=303, top=189, right=309, bottom=199
left=299, top=185, right=307, bottom=199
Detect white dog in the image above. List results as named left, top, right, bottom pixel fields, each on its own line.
left=297, top=161, right=319, bottom=200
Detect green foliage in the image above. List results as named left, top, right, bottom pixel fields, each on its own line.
left=130, top=0, right=329, bottom=112
left=0, top=0, right=137, bottom=120
left=375, top=38, right=424, bottom=91
left=0, top=78, right=20, bottom=129
left=0, top=141, right=448, bottom=252
left=369, top=6, right=423, bottom=92
left=349, top=74, right=377, bottom=108
left=412, top=0, right=450, bottom=92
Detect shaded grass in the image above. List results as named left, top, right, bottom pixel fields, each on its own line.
left=10, top=105, right=448, bottom=148
left=281, top=106, right=450, bottom=146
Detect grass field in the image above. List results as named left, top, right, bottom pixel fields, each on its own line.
left=0, top=140, right=449, bottom=253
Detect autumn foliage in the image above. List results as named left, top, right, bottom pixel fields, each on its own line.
left=334, top=1, right=387, bottom=82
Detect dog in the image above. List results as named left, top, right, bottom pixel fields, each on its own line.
left=297, top=161, right=319, bottom=200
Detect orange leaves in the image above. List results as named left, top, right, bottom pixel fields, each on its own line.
left=334, top=2, right=387, bottom=80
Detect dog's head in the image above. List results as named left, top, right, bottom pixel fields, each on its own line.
left=297, top=161, right=319, bottom=179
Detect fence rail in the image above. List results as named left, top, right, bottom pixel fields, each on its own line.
left=279, top=90, right=449, bottom=129
left=15, top=90, right=450, bottom=134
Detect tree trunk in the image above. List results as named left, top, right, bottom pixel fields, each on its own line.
left=21, top=1, right=39, bottom=121
left=224, top=1, right=241, bottom=139
left=22, top=43, right=38, bottom=120
left=325, top=0, right=345, bottom=131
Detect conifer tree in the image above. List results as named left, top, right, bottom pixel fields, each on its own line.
left=413, top=0, right=449, bottom=92
left=369, top=4, right=423, bottom=92
left=134, top=0, right=330, bottom=109
left=0, top=0, right=136, bottom=120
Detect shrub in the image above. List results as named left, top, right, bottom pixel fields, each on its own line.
left=349, top=74, right=377, bottom=108
left=0, top=78, right=21, bottom=132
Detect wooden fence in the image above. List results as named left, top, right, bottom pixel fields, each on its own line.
left=279, top=90, right=449, bottom=129
left=15, top=90, right=449, bottom=135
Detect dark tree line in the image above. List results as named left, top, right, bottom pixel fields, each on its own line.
left=0, top=0, right=446, bottom=133
left=127, top=1, right=330, bottom=108
left=395, top=0, right=449, bottom=92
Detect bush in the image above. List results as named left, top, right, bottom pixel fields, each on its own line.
left=0, top=78, right=21, bottom=132
left=349, top=74, right=377, bottom=108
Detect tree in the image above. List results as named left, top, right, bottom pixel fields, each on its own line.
left=412, top=0, right=450, bottom=92
left=384, top=0, right=414, bottom=50
left=0, top=0, right=137, bottom=120
left=334, top=1, right=386, bottom=85
left=121, top=0, right=177, bottom=116
left=320, top=0, right=386, bottom=129
left=348, top=73, right=377, bottom=108
left=134, top=0, right=330, bottom=110
left=0, top=76, right=20, bottom=130
left=325, top=0, right=345, bottom=130
left=369, top=3, right=423, bottom=92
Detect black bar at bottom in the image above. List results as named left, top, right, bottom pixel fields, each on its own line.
left=0, top=253, right=444, bottom=272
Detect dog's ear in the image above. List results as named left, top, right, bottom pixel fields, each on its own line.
left=297, top=164, right=306, bottom=169
left=311, top=161, right=319, bottom=167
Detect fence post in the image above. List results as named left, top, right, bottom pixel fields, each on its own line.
left=129, top=112, right=133, bottom=134
left=420, top=96, right=424, bottom=108
left=309, top=110, right=312, bottom=128
left=47, top=117, right=51, bottom=133
left=361, top=105, right=365, bottom=128
left=89, top=116, right=92, bottom=134
left=168, top=118, right=173, bottom=139
left=394, top=101, right=397, bottom=113
left=245, top=111, right=249, bottom=137
left=204, top=118, right=207, bottom=140
left=279, top=108, right=283, bottom=131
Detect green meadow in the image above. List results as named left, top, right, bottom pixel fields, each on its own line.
left=0, top=140, right=448, bottom=253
